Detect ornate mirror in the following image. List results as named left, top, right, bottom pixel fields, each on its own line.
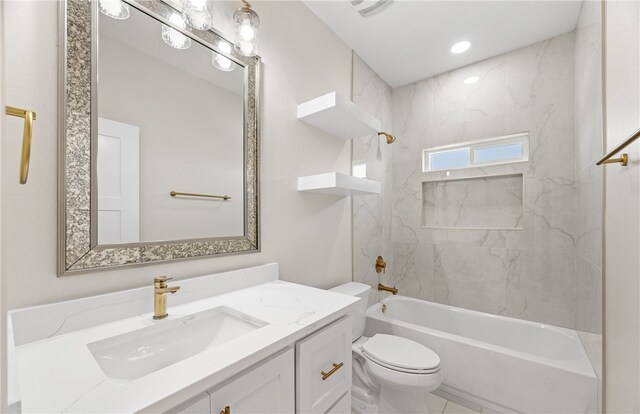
left=59, top=0, right=260, bottom=275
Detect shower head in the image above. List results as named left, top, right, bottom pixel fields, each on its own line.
left=378, top=131, right=396, bottom=144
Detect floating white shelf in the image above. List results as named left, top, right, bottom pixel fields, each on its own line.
left=297, top=91, right=381, bottom=140
left=297, top=172, right=381, bottom=196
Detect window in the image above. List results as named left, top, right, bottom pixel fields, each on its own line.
left=423, top=132, right=529, bottom=172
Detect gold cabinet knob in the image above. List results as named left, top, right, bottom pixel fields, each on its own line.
left=219, top=406, right=230, bottom=414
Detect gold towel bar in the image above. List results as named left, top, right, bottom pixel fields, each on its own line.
left=5, top=106, right=37, bottom=184
left=597, top=128, right=640, bottom=166
left=170, top=191, right=230, bottom=200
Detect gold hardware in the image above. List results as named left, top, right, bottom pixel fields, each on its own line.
left=378, top=283, right=398, bottom=295
left=219, top=406, right=231, bottom=414
left=153, top=276, right=180, bottom=320
left=378, top=131, right=396, bottom=144
left=597, top=128, right=640, bottom=166
left=321, top=362, right=344, bottom=381
left=381, top=303, right=387, bottom=313
left=5, top=106, right=37, bottom=184
left=170, top=191, right=230, bottom=201
left=375, top=256, right=386, bottom=274
left=600, top=153, right=628, bottom=166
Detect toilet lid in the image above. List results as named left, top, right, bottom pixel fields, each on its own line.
left=361, top=334, right=440, bottom=373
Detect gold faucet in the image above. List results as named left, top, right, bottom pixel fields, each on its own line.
left=378, top=283, right=398, bottom=295
left=153, top=276, right=180, bottom=320
left=375, top=256, right=387, bottom=274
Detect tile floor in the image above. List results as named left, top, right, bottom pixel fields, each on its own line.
left=426, top=393, right=487, bottom=414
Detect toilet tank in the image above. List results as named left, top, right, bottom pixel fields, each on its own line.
left=329, top=282, right=371, bottom=342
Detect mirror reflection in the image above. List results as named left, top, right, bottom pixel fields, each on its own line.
left=97, top=5, right=245, bottom=245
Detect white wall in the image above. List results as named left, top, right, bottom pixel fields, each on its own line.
left=603, top=1, right=640, bottom=411
left=98, top=34, right=244, bottom=240
left=0, top=0, right=6, bottom=409
left=2, top=1, right=353, bottom=309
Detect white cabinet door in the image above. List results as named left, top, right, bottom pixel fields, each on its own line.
left=296, top=316, right=352, bottom=414
left=324, top=392, right=350, bottom=414
left=210, top=348, right=295, bottom=414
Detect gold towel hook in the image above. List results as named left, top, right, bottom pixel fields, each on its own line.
left=5, top=106, right=37, bottom=184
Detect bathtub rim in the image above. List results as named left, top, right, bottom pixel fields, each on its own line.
left=366, top=295, right=596, bottom=380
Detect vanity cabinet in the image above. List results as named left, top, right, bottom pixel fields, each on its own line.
left=169, top=317, right=352, bottom=414
left=210, top=348, right=295, bottom=414
left=296, top=316, right=352, bottom=414
left=171, top=349, right=295, bottom=414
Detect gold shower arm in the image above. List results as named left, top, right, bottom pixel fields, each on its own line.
left=5, top=106, right=37, bottom=184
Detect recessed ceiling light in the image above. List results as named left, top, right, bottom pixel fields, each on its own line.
left=464, top=76, right=479, bottom=85
left=451, top=41, right=471, bottom=54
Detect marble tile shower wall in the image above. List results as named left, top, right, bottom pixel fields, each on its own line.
left=389, top=31, right=592, bottom=331
left=352, top=54, right=394, bottom=305
left=574, top=1, right=603, bottom=334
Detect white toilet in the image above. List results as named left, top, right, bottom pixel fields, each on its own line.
left=330, top=282, right=443, bottom=414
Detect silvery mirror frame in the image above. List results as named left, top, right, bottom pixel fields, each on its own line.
left=58, top=0, right=260, bottom=276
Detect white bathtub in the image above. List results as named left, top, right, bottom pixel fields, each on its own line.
left=365, top=295, right=597, bottom=414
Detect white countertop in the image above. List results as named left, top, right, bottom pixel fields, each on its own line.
left=11, top=279, right=357, bottom=413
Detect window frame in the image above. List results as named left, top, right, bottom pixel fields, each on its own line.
left=422, top=132, right=530, bottom=172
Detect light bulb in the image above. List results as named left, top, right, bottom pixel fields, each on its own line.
left=464, top=76, right=479, bottom=85
left=162, top=13, right=192, bottom=50
left=182, top=0, right=214, bottom=30
left=239, top=19, right=254, bottom=41
left=212, top=41, right=236, bottom=72
left=451, top=41, right=471, bottom=54
left=99, top=0, right=130, bottom=19
left=233, top=5, right=260, bottom=57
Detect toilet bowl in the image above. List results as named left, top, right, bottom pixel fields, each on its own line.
left=329, top=282, right=444, bottom=414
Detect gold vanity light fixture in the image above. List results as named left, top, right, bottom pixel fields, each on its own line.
left=5, top=106, right=36, bottom=185
left=233, top=0, right=260, bottom=57
left=378, top=131, right=396, bottom=144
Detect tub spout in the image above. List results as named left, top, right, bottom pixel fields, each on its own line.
left=378, top=283, right=398, bottom=295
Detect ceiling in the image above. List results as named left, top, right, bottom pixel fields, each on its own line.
left=302, top=1, right=583, bottom=87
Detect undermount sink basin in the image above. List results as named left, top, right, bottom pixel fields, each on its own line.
left=87, top=306, right=267, bottom=381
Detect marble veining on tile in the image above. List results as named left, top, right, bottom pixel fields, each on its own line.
left=354, top=26, right=602, bottom=334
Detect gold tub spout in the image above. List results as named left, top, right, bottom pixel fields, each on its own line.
left=378, top=283, right=398, bottom=295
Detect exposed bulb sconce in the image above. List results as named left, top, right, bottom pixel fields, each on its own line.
left=233, top=0, right=260, bottom=57
left=99, top=0, right=130, bottom=19
left=162, top=12, right=192, bottom=50
left=378, top=131, right=396, bottom=144
left=182, top=0, right=214, bottom=30
left=212, top=40, right=236, bottom=72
